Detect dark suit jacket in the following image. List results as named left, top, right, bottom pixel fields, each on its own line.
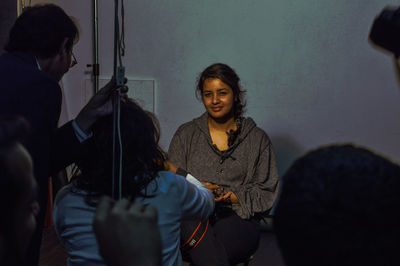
left=0, top=51, right=81, bottom=192
left=0, top=52, right=82, bottom=264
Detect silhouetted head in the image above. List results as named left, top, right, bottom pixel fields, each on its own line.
left=5, top=4, right=79, bottom=58
left=5, top=4, right=79, bottom=81
left=274, top=144, right=400, bottom=266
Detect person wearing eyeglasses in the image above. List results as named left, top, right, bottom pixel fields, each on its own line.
left=0, top=4, right=124, bottom=266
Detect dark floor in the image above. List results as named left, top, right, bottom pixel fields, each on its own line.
left=39, top=227, right=67, bottom=266
left=250, top=232, right=284, bottom=266
left=39, top=227, right=284, bottom=266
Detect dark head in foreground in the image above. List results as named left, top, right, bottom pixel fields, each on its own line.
left=0, top=116, right=38, bottom=265
left=73, top=100, right=165, bottom=201
left=274, top=144, right=400, bottom=266
left=5, top=4, right=78, bottom=58
left=5, top=4, right=79, bottom=81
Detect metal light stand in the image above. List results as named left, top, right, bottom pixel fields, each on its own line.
left=92, top=0, right=100, bottom=93
left=111, top=0, right=123, bottom=200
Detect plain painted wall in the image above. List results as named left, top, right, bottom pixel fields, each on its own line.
left=0, top=0, right=16, bottom=54
left=31, top=0, right=400, bottom=175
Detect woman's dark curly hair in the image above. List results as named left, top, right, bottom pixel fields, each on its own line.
left=73, top=100, right=165, bottom=202
left=196, top=63, right=246, bottom=118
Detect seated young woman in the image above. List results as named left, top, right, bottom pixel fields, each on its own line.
left=168, top=63, right=280, bottom=265
left=53, top=99, right=214, bottom=266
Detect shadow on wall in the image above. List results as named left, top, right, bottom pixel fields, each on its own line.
left=271, top=134, right=304, bottom=177
left=0, top=1, right=17, bottom=55
left=368, top=38, right=400, bottom=90
left=392, top=57, right=400, bottom=89
left=268, top=134, right=304, bottom=215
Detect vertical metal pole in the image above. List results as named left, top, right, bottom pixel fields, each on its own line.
left=113, top=0, right=119, bottom=78
left=111, top=0, right=120, bottom=200
left=92, top=0, right=100, bottom=93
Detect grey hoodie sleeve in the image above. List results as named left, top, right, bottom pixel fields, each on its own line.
left=168, top=126, right=187, bottom=169
left=231, top=138, right=280, bottom=219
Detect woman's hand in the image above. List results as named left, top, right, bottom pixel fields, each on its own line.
left=201, top=182, right=239, bottom=204
left=201, top=182, right=221, bottom=195
left=164, top=160, right=178, bottom=174
left=75, top=78, right=128, bottom=133
left=215, top=191, right=239, bottom=204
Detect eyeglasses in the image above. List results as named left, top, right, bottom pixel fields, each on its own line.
left=70, top=52, right=77, bottom=68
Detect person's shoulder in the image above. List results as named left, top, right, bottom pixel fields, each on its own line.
left=242, top=116, right=272, bottom=143
left=175, top=118, right=198, bottom=133
left=0, top=53, right=39, bottom=76
left=54, top=183, right=74, bottom=204
left=174, top=113, right=206, bottom=136
left=154, top=171, right=188, bottom=194
left=0, top=53, right=60, bottom=97
left=54, top=183, right=89, bottom=207
left=157, top=170, right=186, bottom=185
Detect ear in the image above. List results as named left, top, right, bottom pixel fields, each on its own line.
left=58, top=37, right=69, bottom=55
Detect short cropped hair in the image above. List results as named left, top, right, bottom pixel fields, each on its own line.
left=5, top=4, right=79, bottom=58
left=274, top=144, right=400, bottom=266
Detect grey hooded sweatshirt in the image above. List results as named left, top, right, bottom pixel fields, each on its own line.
left=168, top=112, right=279, bottom=219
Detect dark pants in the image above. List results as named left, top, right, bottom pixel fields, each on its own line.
left=182, top=208, right=260, bottom=266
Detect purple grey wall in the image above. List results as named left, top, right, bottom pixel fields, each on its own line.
left=0, top=0, right=16, bottom=54
left=32, top=0, right=400, bottom=175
